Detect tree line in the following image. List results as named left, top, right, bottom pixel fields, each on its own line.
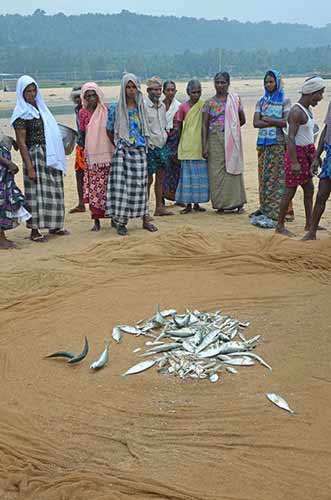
left=1, top=46, right=330, bottom=81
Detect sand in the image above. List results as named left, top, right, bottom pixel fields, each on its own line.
left=0, top=78, right=331, bottom=500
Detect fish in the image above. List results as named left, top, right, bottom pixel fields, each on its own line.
left=174, top=314, right=190, bottom=328
left=239, top=321, right=250, bottom=328
left=222, top=357, right=255, bottom=366
left=120, top=325, right=141, bottom=335
left=153, top=306, right=166, bottom=327
left=209, top=373, right=219, bottom=383
left=112, top=326, right=122, bottom=343
left=228, top=352, right=272, bottom=371
left=266, top=393, right=295, bottom=415
left=165, top=328, right=196, bottom=338
left=226, top=366, right=238, bottom=374
left=133, top=347, right=141, bottom=353
left=122, top=359, right=156, bottom=376
left=160, top=309, right=177, bottom=317
left=197, top=345, right=226, bottom=358
left=68, top=337, right=89, bottom=364
left=45, top=350, right=74, bottom=359
left=142, top=343, right=181, bottom=356
left=90, top=344, right=110, bottom=370
left=195, top=329, right=221, bottom=353
left=217, top=341, right=250, bottom=355
left=245, top=335, right=262, bottom=345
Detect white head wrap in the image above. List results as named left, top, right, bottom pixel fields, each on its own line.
left=10, top=75, right=66, bottom=174
left=300, top=76, right=325, bottom=95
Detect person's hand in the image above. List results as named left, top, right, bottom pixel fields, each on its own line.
left=202, top=147, right=208, bottom=160
left=311, top=157, right=321, bottom=175
left=291, top=162, right=301, bottom=176
left=27, top=167, right=37, bottom=181
left=261, top=116, right=271, bottom=123
left=8, top=161, right=19, bottom=175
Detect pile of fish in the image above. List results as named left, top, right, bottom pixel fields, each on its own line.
left=113, top=308, right=272, bottom=383
left=45, top=307, right=295, bottom=414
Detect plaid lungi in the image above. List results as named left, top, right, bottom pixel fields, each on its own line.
left=106, top=146, right=148, bottom=224
left=24, top=144, right=65, bottom=230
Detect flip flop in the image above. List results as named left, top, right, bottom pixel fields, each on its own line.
left=49, top=229, right=70, bottom=236
left=30, top=234, right=47, bottom=242
left=69, top=206, right=86, bottom=214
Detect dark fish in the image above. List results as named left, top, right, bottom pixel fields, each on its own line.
left=67, top=337, right=89, bottom=364
left=45, top=351, right=75, bottom=359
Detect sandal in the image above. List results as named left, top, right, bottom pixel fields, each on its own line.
left=143, top=221, right=158, bottom=232
left=117, top=225, right=128, bottom=236
left=49, top=229, right=70, bottom=236
left=69, top=206, right=86, bottom=214
left=193, top=204, right=206, bottom=212
left=180, top=206, right=192, bottom=215
left=30, top=234, right=47, bottom=242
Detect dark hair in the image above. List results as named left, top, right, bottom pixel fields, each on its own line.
left=264, top=71, right=276, bottom=84
left=163, top=80, right=176, bottom=92
left=186, top=78, right=201, bottom=94
left=214, top=72, right=230, bottom=84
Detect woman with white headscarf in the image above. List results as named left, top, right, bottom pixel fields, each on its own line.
left=105, top=73, right=157, bottom=236
left=11, top=75, right=67, bottom=242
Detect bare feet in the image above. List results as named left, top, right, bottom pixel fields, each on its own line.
left=91, top=220, right=101, bottom=232
left=69, top=205, right=86, bottom=214
left=0, top=238, right=15, bottom=249
left=142, top=221, right=158, bottom=232
left=275, top=225, right=295, bottom=237
left=154, top=207, right=174, bottom=216
left=302, top=231, right=316, bottom=241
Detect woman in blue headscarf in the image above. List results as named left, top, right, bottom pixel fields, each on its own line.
left=252, top=70, right=293, bottom=221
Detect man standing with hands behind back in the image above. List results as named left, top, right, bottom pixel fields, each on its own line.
left=145, top=76, right=173, bottom=218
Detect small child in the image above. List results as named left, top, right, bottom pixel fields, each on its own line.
left=0, top=132, right=30, bottom=248
left=303, top=101, right=331, bottom=240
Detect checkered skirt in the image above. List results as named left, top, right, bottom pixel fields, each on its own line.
left=24, top=144, right=65, bottom=230
left=106, top=146, right=148, bottom=221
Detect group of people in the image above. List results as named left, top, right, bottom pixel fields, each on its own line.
left=0, top=71, right=330, bottom=248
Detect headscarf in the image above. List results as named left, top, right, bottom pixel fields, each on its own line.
left=80, top=82, right=114, bottom=167
left=257, top=70, right=285, bottom=147
left=300, top=76, right=325, bottom=95
left=114, top=73, right=150, bottom=146
left=10, top=75, right=66, bottom=174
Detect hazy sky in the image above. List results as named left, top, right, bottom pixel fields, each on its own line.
left=1, top=1, right=330, bottom=27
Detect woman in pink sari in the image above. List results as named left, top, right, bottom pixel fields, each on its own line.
left=79, top=83, right=114, bottom=231
left=202, top=72, right=247, bottom=213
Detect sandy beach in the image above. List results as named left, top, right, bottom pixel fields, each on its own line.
left=0, top=77, right=331, bottom=500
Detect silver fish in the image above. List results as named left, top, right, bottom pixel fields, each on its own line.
left=209, top=373, right=219, bottom=383
left=165, top=328, right=196, bottom=338
left=266, top=393, right=294, bottom=415
left=217, top=341, right=249, bottom=355
left=228, top=352, right=272, bottom=371
left=112, top=326, right=122, bottom=343
left=160, top=309, right=177, bottom=317
left=68, top=336, right=89, bottom=364
left=226, top=366, right=238, bottom=374
left=90, top=344, right=110, bottom=370
left=245, top=335, right=262, bottom=345
left=195, top=329, right=221, bottom=353
left=120, top=325, right=141, bottom=335
left=239, top=321, right=250, bottom=328
left=45, top=350, right=74, bottom=359
left=133, top=347, right=141, bottom=353
left=174, top=314, right=190, bottom=328
left=153, top=306, right=166, bottom=327
left=222, top=357, right=255, bottom=366
left=142, top=343, right=181, bottom=356
left=122, top=359, right=156, bottom=376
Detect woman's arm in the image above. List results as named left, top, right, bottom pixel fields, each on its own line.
left=201, top=109, right=209, bottom=159
left=0, top=155, right=19, bottom=174
left=14, top=128, right=36, bottom=181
